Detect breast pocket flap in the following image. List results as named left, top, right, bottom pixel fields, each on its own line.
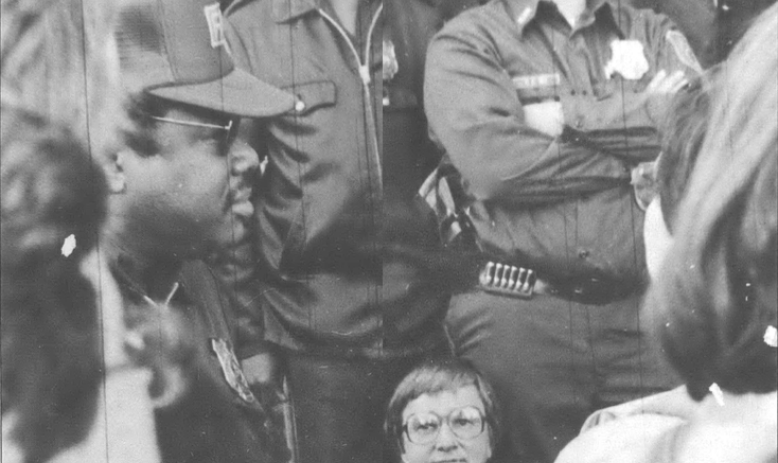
left=282, top=80, right=337, bottom=116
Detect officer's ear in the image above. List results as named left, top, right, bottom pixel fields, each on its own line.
left=104, top=150, right=127, bottom=194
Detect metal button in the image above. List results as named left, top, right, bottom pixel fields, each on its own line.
left=578, top=249, right=589, bottom=259
left=295, top=98, right=306, bottom=112
left=517, top=7, right=532, bottom=25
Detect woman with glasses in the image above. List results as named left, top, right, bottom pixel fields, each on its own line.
left=385, top=358, right=501, bottom=463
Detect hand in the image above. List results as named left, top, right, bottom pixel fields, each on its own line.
left=240, top=349, right=280, bottom=388
left=645, top=69, right=688, bottom=95
left=523, top=100, right=565, bottom=137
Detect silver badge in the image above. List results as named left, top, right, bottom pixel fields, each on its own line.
left=210, top=338, right=258, bottom=404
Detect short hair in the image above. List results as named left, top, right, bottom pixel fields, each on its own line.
left=647, top=3, right=778, bottom=401
left=385, top=358, right=501, bottom=456
left=1, top=108, right=108, bottom=462
left=656, top=75, right=712, bottom=233
left=121, top=91, right=167, bottom=157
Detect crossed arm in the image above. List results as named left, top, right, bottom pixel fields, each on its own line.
left=423, top=26, right=692, bottom=206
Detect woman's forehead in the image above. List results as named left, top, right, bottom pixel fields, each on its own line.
left=402, top=385, right=484, bottom=420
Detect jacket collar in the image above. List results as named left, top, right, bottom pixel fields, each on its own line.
left=503, top=0, right=617, bottom=36
left=273, top=0, right=320, bottom=23
left=272, top=0, right=385, bottom=23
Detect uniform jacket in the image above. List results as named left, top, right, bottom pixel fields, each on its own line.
left=425, top=0, right=700, bottom=289
left=224, top=0, right=469, bottom=358
left=110, top=256, right=277, bottom=463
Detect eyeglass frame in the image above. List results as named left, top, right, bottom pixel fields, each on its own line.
left=147, top=114, right=241, bottom=152
left=402, top=405, right=487, bottom=445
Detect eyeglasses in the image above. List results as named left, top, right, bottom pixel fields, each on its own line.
left=403, top=406, right=485, bottom=445
left=149, top=115, right=240, bottom=150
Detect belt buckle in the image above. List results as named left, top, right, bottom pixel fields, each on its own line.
left=478, top=261, right=535, bottom=299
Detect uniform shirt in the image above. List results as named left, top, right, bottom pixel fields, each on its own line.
left=425, top=0, right=700, bottom=284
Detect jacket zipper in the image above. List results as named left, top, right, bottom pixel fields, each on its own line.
left=318, top=4, right=383, bottom=184
left=318, top=5, right=384, bottom=338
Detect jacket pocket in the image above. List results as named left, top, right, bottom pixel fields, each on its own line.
left=282, top=80, right=337, bottom=117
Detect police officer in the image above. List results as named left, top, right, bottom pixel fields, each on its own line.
left=221, top=1, right=478, bottom=462
left=105, top=0, right=293, bottom=461
left=424, top=0, right=700, bottom=461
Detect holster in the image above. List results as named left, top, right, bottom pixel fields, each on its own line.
left=418, top=163, right=478, bottom=251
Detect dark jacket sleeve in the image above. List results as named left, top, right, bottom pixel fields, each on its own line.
left=424, top=25, right=631, bottom=206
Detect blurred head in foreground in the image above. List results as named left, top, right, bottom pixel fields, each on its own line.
left=1, top=108, right=108, bottom=463
left=643, top=75, right=711, bottom=278
left=647, top=2, right=778, bottom=402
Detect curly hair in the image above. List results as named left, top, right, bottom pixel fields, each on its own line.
left=648, top=3, right=778, bottom=401
left=1, top=108, right=108, bottom=462
left=120, top=91, right=166, bottom=157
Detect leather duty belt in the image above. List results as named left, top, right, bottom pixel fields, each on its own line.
left=477, top=260, right=640, bottom=305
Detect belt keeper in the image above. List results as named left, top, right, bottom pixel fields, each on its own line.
left=478, top=261, right=535, bottom=299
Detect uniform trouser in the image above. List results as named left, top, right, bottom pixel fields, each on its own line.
left=284, top=347, right=448, bottom=463
left=445, top=290, right=679, bottom=463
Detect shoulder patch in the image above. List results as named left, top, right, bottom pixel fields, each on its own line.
left=666, top=30, right=702, bottom=73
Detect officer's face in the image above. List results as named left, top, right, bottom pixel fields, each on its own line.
left=121, top=105, right=258, bottom=258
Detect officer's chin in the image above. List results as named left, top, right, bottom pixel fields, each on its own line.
left=202, top=219, right=250, bottom=259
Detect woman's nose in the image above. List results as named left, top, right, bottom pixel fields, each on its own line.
left=433, top=422, right=460, bottom=451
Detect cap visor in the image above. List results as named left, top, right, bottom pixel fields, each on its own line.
left=149, top=67, right=294, bottom=118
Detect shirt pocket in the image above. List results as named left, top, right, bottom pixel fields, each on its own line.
left=593, top=75, right=650, bottom=100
